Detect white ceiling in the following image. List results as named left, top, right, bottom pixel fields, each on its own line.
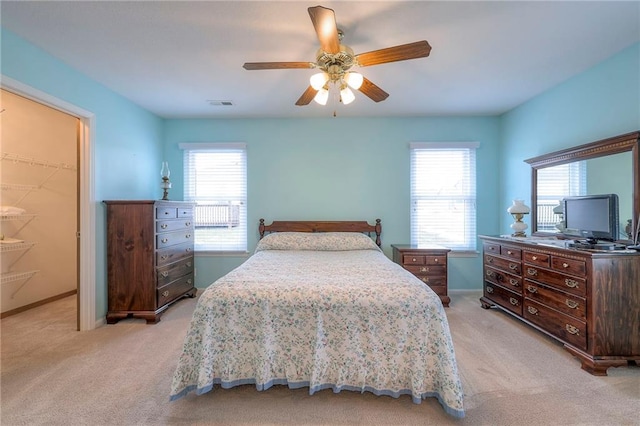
left=2, top=1, right=639, bottom=119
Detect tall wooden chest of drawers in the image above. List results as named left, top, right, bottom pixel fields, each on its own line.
left=104, top=200, right=196, bottom=324
left=391, top=244, right=450, bottom=307
left=479, top=235, right=640, bottom=375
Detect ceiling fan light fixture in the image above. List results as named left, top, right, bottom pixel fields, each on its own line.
left=310, top=72, right=329, bottom=90
left=344, top=72, right=363, bottom=90
left=314, top=87, right=329, bottom=105
left=340, top=86, right=355, bottom=105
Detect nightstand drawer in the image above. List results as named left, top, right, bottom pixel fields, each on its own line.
left=402, top=254, right=425, bottom=265
left=415, top=275, right=446, bottom=286
left=405, top=265, right=446, bottom=275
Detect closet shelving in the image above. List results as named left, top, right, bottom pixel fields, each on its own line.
left=1, top=152, right=75, bottom=297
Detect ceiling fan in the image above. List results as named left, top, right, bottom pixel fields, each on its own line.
left=242, top=5, right=432, bottom=106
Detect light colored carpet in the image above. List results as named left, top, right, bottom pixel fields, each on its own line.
left=1, top=291, right=638, bottom=425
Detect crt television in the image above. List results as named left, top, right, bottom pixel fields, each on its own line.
left=562, top=194, right=619, bottom=243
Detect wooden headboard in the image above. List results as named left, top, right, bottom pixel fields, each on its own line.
left=258, top=218, right=382, bottom=247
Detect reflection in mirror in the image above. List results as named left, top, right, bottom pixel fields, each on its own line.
left=526, top=131, right=639, bottom=243
left=535, top=152, right=632, bottom=238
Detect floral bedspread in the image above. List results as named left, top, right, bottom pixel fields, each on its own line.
left=170, top=233, right=464, bottom=418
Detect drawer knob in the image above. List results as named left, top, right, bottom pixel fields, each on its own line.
left=187, top=279, right=192, bottom=284
left=186, top=248, right=192, bottom=252
left=532, top=255, right=538, bottom=261
left=509, top=297, right=518, bottom=306
left=421, top=277, right=430, bottom=283
left=565, top=279, right=579, bottom=289
left=527, top=306, right=539, bottom=315
left=507, top=250, right=513, bottom=255
left=486, top=270, right=495, bottom=278
left=509, top=278, right=519, bottom=287
left=161, top=255, right=168, bottom=261
left=527, top=268, right=538, bottom=277
left=527, top=285, right=537, bottom=293
left=486, top=286, right=494, bottom=293
left=509, top=263, right=518, bottom=270
left=565, top=324, right=580, bottom=335
left=186, top=262, right=192, bottom=267
left=161, top=271, right=169, bottom=278
left=434, top=258, right=439, bottom=263
left=411, top=258, right=417, bottom=262
left=186, top=234, right=192, bottom=239
left=162, top=290, right=169, bottom=297
left=185, top=221, right=191, bottom=226
left=486, top=257, right=494, bottom=264
left=562, top=262, right=569, bottom=269
left=161, top=224, right=168, bottom=229
left=565, top=299, right=579, bottom=309
left=161, top=238, right=169, bottom=243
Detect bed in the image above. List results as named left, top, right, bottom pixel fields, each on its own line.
left=170, top=219, right=465, bottom=418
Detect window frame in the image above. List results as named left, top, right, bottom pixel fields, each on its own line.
left=409, top=142, right=479, bottom=252
left=180, top=142, right=248, bottom=254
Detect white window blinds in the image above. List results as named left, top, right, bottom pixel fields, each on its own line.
left=180, top=143, right=247, bottom=252
left=410, top=142, right=479, bottom=251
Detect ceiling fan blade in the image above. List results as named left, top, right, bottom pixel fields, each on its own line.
left=295, top=86, right=318, bottom=106
left=243, top=62, right=313, bottom=70
left=308, top=6, right=340, bottom=54
left=356, top=41, right=432, bottom=67
left=358, top=77, right=389, bottom=103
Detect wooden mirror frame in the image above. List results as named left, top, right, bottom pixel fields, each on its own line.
left=525, top=131, right=640, bottom=240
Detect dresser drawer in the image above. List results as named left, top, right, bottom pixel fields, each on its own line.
left=484, top=266, right=521, bottom=291
left=484, top=283, right=522, bottom=315
left=551, top=256, right=587, bottom=277
left=177, top=207, right=193, bottom=218
left=157, top=230, right=193, bottom=249
left=500, top=245, right=522, bottom=260
left=157, top=242, right=193, bottom=267
left=523, top=265, right=586, bottom=297
left=483, top=242, right=500, bottom=256
left=157, top=273, right=194, bottom=307
left=157, top=218, right=194, bottom=233
left=157, top=207, right=178, bottom=219
left=524, top=280, right=586, bottom=321
left=485, top=254, right=522, bottom=275
left=427, top=284, right=447, bottom=297
left=157, top=256, right=194, bottom=287
left=524, top=299, right=587, bottom=351
left=524, top=251, right=550, bottom=267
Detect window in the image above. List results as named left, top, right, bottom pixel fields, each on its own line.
left=536, top=161, right=586, bottom=231
left=180, top=143, right=247, bottom=252
left=410, top=142, right=479, bottom=251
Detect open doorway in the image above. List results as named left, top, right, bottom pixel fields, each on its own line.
left=1, top=76, right=96, bottom=330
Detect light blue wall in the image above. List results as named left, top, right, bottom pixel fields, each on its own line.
left=500, top=42, right=640, bottom=232
left=164, top=117, right=501, bottom=290
left=1, top=28, right=165, bottom=320
left=3, top=26, right=637, bottom=320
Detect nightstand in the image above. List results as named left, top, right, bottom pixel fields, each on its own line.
left=391, top=244, right=451, bottom=307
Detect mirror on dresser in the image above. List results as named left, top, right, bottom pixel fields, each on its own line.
left=525, top=131, right=640, bottom=242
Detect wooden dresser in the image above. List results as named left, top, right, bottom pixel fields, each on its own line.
left=479, top=235, right=640, bottom=375
left=391, top=244, right=450, bottom=307
left=104, top=200, right=196, bottom=324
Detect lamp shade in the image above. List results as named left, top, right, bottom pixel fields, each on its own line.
left=344, top=72, right=363, bottom=90
left=340, top=86, right=355, bottom=105
left=507, top=199, right=530, bottom=214
left=310, top=72, right=329, bottom=90
left=313, top=88, right=329, bottom=105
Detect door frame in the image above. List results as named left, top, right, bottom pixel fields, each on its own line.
left=2, top=75, right=96, bottom=330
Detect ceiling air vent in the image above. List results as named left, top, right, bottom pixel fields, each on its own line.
left=207, top=100, right=234, bottom=106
